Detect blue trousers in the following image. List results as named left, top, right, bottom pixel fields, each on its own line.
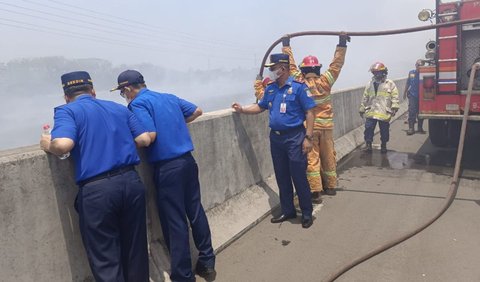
left=408, top=95, right=419, bottom=123
left=154, top=152, right=215, bottom=282
left=76, top=169, right=149, bottom=282
left=364, top=118, right=390, bottom=143
left=270, top=128, right=313, bottom=217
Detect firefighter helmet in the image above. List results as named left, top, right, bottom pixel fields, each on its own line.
left=369, top=62, right=388, bottom=73
left=262, top=77, right=273, bottom=87
left=299, top=55, right=322, bottom=68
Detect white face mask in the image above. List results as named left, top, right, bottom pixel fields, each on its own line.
left=268, top=68, right=283, bottom=81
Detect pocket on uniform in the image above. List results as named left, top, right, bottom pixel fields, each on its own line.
left=285, top=94, right=296, bottom=102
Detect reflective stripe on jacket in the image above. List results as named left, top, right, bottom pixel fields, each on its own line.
left=359, top=79, right=399, bottom=122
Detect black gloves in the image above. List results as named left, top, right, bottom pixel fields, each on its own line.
left=282, top=35, right=290, bottom=47
left=338, top=33, right=351, bottom=47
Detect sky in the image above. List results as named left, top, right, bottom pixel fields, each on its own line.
left=0, top=0, right=436, bottom=76
left=0, top=0, right=441, bottom=150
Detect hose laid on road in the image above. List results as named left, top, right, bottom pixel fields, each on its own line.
left=324, top=62, right=480, bottom=281
left=257, top=18, right=480, bottom=281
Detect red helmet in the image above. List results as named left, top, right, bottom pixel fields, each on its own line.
left=262, top=77, right=273, bottom=87
left=370, top=62, right=388, bottom=73
left=300, top=55, right=322, bottom=68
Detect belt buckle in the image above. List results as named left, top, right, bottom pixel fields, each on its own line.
left=274, top=130, right=281, bottom=135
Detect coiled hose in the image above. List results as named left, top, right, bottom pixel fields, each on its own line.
left=257, top=18, right=480, bottom=282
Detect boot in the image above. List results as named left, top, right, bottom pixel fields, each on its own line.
left=406, top=121, right=415, bottom=135
left=311, top=192, right=323, bottom=204
left=380, top=142, right=387, bottom=154
left=417, top=119, right=426, bottom=134
left=323, top=188, right=337, bottom=196
left=364, top=142, right=373, bottom=153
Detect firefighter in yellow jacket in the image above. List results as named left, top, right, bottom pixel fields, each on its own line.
left=359, top=62, right=399, bottom=154
left=255, top=34, right=349, bottom=202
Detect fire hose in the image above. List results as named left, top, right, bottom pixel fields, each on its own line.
left=256, top=18, right=480, bottom=282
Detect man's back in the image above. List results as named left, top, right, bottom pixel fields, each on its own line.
left=128, top=89, right=196, bottom=162
left=52, top=95, right=141, bottom=182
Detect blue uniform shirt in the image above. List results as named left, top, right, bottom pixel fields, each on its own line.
left=51, top=95, right=146, bottom=183
left=258, top=76, right=316, bottom=130
left=406, top=69, right=419, bottom=98
left=128, top=88, right=197, bottom=163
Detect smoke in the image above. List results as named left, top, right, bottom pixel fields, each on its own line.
left=0, top=57, right=257, bottom=150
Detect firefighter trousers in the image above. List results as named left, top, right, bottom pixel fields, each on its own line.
left=306, top=129, right=337, bottom=192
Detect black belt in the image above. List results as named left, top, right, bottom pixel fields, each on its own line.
left=78, top=165, right=135, bottom=187
left=271, top=125, right=305, bottom=136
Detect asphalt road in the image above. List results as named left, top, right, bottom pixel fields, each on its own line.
left=202, top=115, right=480, bottom=282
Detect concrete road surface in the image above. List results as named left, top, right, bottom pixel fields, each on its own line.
left=202, top=115, right=480, bottom=282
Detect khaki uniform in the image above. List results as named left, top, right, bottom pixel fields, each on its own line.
left=284, top=45, right=347, bottom=192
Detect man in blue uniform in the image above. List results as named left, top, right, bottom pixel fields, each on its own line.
left=111, top=70, right=215, bottom=282
left=39, top=71, right=152, bottom=282
left=404, top=60, right=425, bottom=135
left=232, top=53, right=316, bottom=229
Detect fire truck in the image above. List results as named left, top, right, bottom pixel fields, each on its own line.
left=417, top=0, right=480, bottom=147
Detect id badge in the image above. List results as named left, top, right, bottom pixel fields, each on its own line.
left=280, top=102, right=287, bottom=113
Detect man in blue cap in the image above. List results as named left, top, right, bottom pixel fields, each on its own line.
left=111, top=70, right=215, bottom=282
left=404, top=60, right=426, bottom=135
left=39, top=71, right=152, bottom=282
left=232, top=53, right=316, bottom=228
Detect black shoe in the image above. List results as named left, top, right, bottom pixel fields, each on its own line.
left=417, top=128, right=426, bottom=134
left=195, top=262, right=217, bottom=281
left=364, top=142, right=373, bottom=153
left=271, top=213, right=296, bottom=223
left=311, top=192, right=323, bottom=204
left=301, top=216, right=313, bottom=229
left=407, top=122, right=415, bottom=135
left=380, top=143, right=387, bottom=154
left=324, top=189, right=337, bottom=196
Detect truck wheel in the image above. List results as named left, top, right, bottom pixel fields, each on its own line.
left=446, top=120, right=461, bottom=148
left=429, top=119, right=448, bottom=147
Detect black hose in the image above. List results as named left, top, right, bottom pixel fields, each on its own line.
left=256, top=18, right=480, bottom=282
left=258, top=18, right=480, bottom=76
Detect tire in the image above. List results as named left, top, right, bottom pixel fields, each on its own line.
left=428, top=119, right=461, bottom=148
left=446, top=120, right=461, bottom=148
left=429, top=119, right=448, bottom=147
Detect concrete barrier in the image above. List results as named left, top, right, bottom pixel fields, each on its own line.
left=0, top=78, right=406, bottom=281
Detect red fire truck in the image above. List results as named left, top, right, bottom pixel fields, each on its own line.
left=417, top=0, right=480, bottom=147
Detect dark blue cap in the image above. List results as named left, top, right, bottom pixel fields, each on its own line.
left=61, top=71, right=93, bottom=90
left=264, top=53, right=289, bottom=67
left=111, top=70, right=145, bottom=91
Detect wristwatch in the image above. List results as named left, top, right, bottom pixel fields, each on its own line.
left=305, top=134, right=313, bottom=141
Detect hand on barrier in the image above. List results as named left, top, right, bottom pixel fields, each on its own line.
left=231, top=102, right=243, bottom=113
